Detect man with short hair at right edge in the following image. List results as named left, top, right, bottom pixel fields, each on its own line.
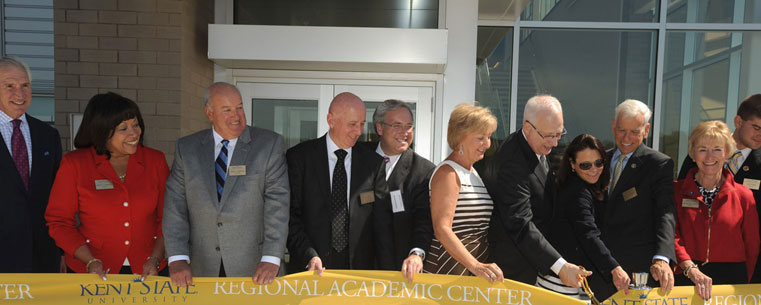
left=677, top=94, right=761, bottom=283
left=597, top=99, right=676, bottom=299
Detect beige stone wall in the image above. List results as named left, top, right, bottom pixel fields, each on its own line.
left=54, top=0, right=212, bottom=162
left=179, top=0, right=214, bottom=138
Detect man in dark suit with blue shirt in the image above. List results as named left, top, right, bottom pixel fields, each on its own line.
left=599, top=99, right=676, bottom=299
left=677, top=94, right=761, bottom=283
left=0, top=56, right=62, bottom=273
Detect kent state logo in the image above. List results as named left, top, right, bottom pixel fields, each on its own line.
left=79, top=277, right=197, bottom=304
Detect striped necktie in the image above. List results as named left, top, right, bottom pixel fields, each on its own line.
left=727, top=150, right=743, bottom=175
left=215, top=140, right=229, bottom=201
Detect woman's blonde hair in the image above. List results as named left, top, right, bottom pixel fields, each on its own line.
left=688, top=120, right=736, bottom=160
left=447, top=103, right=498, bottom=150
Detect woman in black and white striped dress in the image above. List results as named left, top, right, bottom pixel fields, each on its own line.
left=423, top=104, right=502, bottom=283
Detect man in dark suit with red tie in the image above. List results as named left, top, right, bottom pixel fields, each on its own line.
left=677, top=94, right=761, bottom=283
left=286, top=92, right=388, bottom=273
left=0, top=56, right=62, bottom=273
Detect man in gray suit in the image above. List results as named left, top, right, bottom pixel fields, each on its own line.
left=163, top=82, right=290, bottom=286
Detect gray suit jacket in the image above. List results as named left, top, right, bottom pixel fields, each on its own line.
left=163, top=126, right=290, bottom=277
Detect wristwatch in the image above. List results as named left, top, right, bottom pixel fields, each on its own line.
left=409, top=249, right=425, bottom=260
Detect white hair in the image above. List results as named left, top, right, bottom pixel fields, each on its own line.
left=523, top=95, right=562, bottom=122
left=615, top=99, right=652, bottom=127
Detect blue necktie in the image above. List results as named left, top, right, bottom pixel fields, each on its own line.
left=215, top=140, right=229, bottom=201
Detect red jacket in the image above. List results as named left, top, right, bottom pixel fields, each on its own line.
left=46, top=146, right=169, bottom=274
left=673, top=167, right=760, bottom=281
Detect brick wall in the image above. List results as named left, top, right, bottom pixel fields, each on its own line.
left=54, top=0, right=212, bottom=162
left=180, top=0, right=214, bottom=138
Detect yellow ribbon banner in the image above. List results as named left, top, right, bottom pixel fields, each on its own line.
left=0, top=270, right=584, bottom=305
left=603, top=284, right=761, bottom=305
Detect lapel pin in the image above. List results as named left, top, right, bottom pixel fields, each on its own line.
left=44, top=151, right=49, bottom=156
left=743, top=165, right=749, bottom=172
left=631, top=163, right=637, bottom=169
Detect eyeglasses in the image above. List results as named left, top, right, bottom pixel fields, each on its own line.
left=526, top=120, right=567, bottom=140
left=382, top=122, right=414, bottom=132
left=578, top=159, right=604, bottom=170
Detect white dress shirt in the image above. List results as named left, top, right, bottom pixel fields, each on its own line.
left=326, top=132, right=352, bottom=205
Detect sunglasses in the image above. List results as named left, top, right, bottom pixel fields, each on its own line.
left=578, top=159, right=604, bottom=170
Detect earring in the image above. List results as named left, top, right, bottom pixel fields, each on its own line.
left=458, top=145, right=464, bottom=155
left=571, top=168, right=575, bottom=172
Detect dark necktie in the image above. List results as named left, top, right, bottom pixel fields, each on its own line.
left=11, top=119, right=29, bottom=190
left=331, top=149, right=349, bottom=252
left=215, top=140, right=229, bottom=201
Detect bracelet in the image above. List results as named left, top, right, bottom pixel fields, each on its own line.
left=683, top=263, right=698, bottom=277
left=86, top=258, right=102, bottom=271
left=146, top=256, right=161, bottom=269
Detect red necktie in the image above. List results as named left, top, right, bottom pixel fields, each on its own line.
left=11, top=119, right=29, bottom=190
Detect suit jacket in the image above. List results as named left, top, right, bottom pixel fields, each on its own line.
left=548, top=173, right=619, bottom=299
left=46, top=146, right=168, bottom=274
left=0, top=114, right=61, bottom=272
left=286, top=135, right=388, bottom=272
left=163, top=126, right=290, bottom=277
left=365, top=143, right=435, bottom=270
left=601, top=144, right=676, bottom=289
left=482, top=130, right=561, bottom=285
left=678, top=149, right=761, bottom=282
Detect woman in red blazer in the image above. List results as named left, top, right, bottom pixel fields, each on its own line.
left=46, top=92, right=169, bottom=279
left=673, top=120, right=760, bottom=300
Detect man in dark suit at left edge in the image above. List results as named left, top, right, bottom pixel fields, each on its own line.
left=0, top=56, right=62, bottom=273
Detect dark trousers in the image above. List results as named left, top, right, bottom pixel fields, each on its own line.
left=328, top=248, right=349, bottom=269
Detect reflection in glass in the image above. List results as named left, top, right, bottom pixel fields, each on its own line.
left=234, top=0, right=439, bottom=28
left=251, top=99, right=318, bottom=149
left=516, top=29, right=656, bottom=156
left=667, top=0, right=761, bottom=23
left=661, top=31, right=761, bottom=175
left=476, top=27, right=513, bottom=143
left=362, top=101, right=416, bottom=149
left=520, top=0, right=657, bottom=22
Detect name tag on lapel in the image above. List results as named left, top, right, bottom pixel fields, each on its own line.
left=94, top=179, right=114, bottom=190
left=360, top=191, right=375, bottom=205
left=681, top=198, right=699, bottom=208
left=743, top=178, right=761, bottom=190
left=390, top=190, right=404, bottom=213
left=622, top=187, right=638, bottom=201
left=228, top=165, right=246, bottom=176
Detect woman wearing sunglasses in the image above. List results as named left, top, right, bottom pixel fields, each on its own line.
left=542, top=134, right=624, bottom=301
left=673, top=121, right=759, bottom=300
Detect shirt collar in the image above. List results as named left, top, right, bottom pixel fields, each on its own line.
left=376, top=142, right=402, bottom=161
left=212, top=126, right=238, bottom=146
left=612, top=148, right=635, bottom=163
left=521, top=129, right=544, bottom=162
left=326, top=132, right=352, bottom=157
left=738, top=147, right=752, bottom=160
left=0, top=110, right=27, bottom=125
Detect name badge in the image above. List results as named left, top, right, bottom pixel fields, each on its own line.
left=390, top=190, right=404, bottom=213
left=743, top=178, right=760, bottom=190
left=94, top=179, right=114, bottom=190
left=228, top=165, right=246, bottom=176
left=681, top=198, right=700, bottom=208
left=622, top=187, right=638, bottom=201
left=360, top=191, right=375, bottom=205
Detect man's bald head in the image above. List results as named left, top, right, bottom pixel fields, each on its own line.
left=328, top=92, right=367, bottom=149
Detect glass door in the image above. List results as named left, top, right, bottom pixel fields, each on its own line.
left=237, top=82, right=434, bottom=160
